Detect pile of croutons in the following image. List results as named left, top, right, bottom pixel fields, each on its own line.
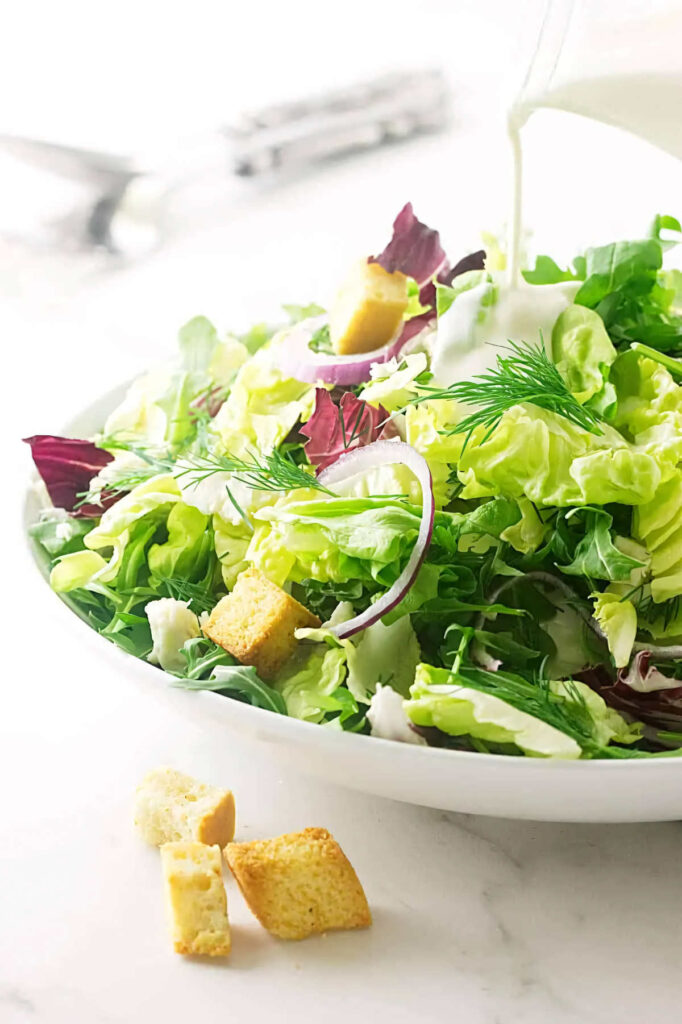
left=135, top=767, right=371, bottom=957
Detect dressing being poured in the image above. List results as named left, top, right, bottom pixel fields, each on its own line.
left=434, top=0, right=682, bottom=388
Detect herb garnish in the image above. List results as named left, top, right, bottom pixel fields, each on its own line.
left=176, top=449, right=335, bottom=496
left=413, top=339, right=603, bottom=446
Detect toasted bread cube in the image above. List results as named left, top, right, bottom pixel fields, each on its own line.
left=134, top=767, right=235, bottom=848
left=224, top=827, right=371, bottom=940
left=203, top=566, right=320, bottom=679
left=161, top=841, right=231, bottom=956
left=329, top=260, right=408, bottom=356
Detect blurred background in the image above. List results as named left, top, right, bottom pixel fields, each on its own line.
left=5, top=0, right=682, bottom=439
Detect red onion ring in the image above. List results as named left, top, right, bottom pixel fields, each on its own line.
left=318, top=440, right=435, bottom=639
left=272, top=314, right=432, bottom=386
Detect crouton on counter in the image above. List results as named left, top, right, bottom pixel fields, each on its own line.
left=161, top=841, right=231, bottom=957
left=224, top=828, right=371, bottom=940
left=134, top=767, right=235, bottom=848
left=203, top=566, right=320, bottom=679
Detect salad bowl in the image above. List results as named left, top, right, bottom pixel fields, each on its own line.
left=24, top=205, right=682, bottom=821
left=24, top=384, right=682, bottom=824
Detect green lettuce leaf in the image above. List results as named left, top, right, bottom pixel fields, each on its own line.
left=178, top=315, right=220, bottom=373
left=273, top=639, right=349, bottom=722
left=405, top=664, right=582, bottom=758
left=83, top=475, right=181, bottom=582
left=359, top=353, right=428, bottom=411
left=213, top=514, right=251, bottom=589
left=550, top=679, right=641, bottom=746
left=210, top=349, right=315, bottom=458
left=103, top=317, right=245, bottom=448
left=457, top=405, right=664, bottom=508
left=525, top=220, right=682, bottom=352
left=611, top=350, right=682, bottom=470
left=499, top=498, right=547, bottom=554
left=405, top=398, right=463, bottom=507
left=148, top=503, right=211, bottom=581
left=575, top=239, right=662, bottom=309
left=634, top=473, right=682, bottom=602
left=347, top=616, right=420, bottom=698
left=250, top=494, right=423, bottom=586
left=50, top=550, right=109, bottom=592
left=592, top=592, right=637, bottom=667
left=551, top=305, right=616, bottom=404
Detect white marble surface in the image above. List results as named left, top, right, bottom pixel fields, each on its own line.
left=4, top=564, right=682, bottom=1024
left=5, top=3, right=682, bottom=1020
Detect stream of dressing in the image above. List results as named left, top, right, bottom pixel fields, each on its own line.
left=430, top=108, right=578, bottom=388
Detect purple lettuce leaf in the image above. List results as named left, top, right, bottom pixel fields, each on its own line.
left=24, top=434, right=115, bottom=517
left=300, top=389, right=396, bottom=472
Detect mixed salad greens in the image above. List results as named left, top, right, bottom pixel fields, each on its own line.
left=26, top=205, right=682, bottom=760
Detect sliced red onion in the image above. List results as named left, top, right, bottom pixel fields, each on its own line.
left=272, top=314, right=432, bottom=386
left=318, top=440, right=435, bottom=639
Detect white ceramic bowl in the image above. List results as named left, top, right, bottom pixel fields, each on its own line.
left=24, top=383, right=682, bottom=823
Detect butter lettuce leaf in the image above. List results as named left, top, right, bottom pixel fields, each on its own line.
left=457, top=405, right=664, bottom=507
left=551, top=305, right=616, bottom=404
left=592, top=592, right=637, bottom=668
left=405, top=664, right=582, bottom=758
left=211, top=348, right=315, bottom=458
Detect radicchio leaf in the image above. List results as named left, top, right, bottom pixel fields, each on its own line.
left=619, top=651, right=682, bottom=694
left=370, top=203, right=447, bottom=292
left=577, top=658, right=682, bottom=730
left=444, top=249, right=487, bottom=283
left=24, top=434, right=115, bottom=518
left=300, top=389, right=396, bottom=472
left=370, top=203, right=487, bottom=313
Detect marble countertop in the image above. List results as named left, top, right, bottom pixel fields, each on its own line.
left=5, top=6, right=682, bottom=1016
left=4, top=573, right=682, bottom=1024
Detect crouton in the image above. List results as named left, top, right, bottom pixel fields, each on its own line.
left=203, top=566, right=320, bottom=679
left=329, top=260, right=408, bottom=355
left=161, top=841, right=231, bottom=956
left=134, top=767, right=235, bottom=848
left=224, top=827, right=371, bottom=940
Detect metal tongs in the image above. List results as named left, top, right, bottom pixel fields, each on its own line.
left=0, top=69, right=450, bottom=259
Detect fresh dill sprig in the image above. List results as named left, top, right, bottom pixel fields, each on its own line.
left=176, top=449, right=335, bottom=496
left=73, top=441, right=175, bottom=509
left=413, top=339, right=604, bottom=446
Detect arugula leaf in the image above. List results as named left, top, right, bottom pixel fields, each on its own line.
left=575, top=239, right=662, bottom=309
left=308, top=324, right=332, bottom=353
left=556, top=508, right=646, bottom=583
left=29, top=514, right=93, bottom=557
left=177, top=636, right=236, bottom=679
left=650, top=213, right=682, bottom=250
left=173, top=663, right=287, bottom=715
left=522, top=255, right=581, bottom=286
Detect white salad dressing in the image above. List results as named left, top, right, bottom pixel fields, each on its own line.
left=508, top=1, right=682, bottom=282
left=438, top=1, right=682, bottom=382
left=431, top=278, right=579, bottom=387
